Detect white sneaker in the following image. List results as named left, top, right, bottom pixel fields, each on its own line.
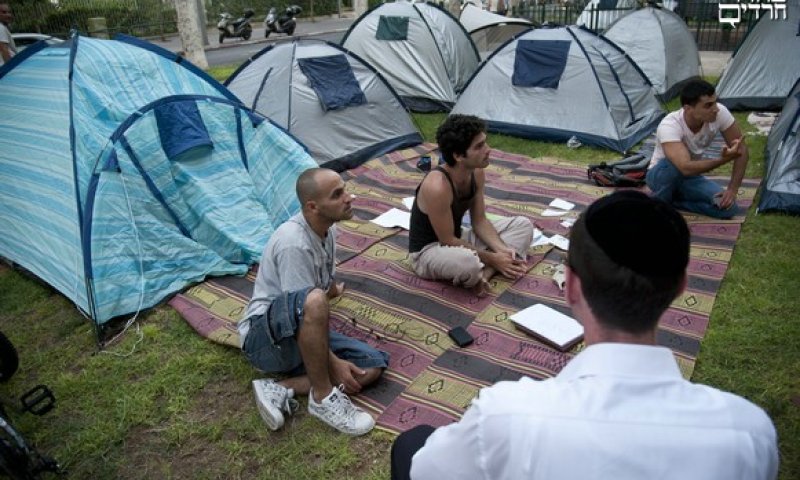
left=308, top=385, right=375, bottom=436
left=252, top=379, right=298, bottom=431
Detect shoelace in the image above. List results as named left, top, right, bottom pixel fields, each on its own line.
left=329, top=385, right=357, bottom=421
left=265, top=383, right=299, bottom=415
left=284, top=396, right=300, bottom=415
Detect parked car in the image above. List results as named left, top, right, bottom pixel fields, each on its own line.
left=11, top=33, right=63, bottom=51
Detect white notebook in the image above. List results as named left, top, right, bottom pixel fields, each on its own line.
left=510, top=304, right=584, bottom=351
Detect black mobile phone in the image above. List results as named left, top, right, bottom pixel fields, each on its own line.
left=448, top=326, right=474, bottom=348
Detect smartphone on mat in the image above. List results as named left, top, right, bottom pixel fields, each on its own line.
left=448, top=326, right=474, bottom=347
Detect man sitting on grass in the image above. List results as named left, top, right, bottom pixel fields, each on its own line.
left=391, top=190, right=778, bottom=480
left=239, top=167, right=388, bottom=436
left=408, top=114, right=533, bottom=296
left=647, top=79, right=748, bottom=218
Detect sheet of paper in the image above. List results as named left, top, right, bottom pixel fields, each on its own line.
left=510, top=304, right=583, bottom=348
left=402, top=196, right=415, bottom=210
left=542, top=209, right=568, bottom=217
left=371, top=208, right=411, bottom=230
left=548, top=234, right=570, bottom=250
left=560, top=218, right=576, bottom=228
left=549, top=198, right=575, bottom=211
left=532, top=233, right=551, bottom=247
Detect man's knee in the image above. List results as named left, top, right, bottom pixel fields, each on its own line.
left=357, top=367, right=383, bottom=387
left=303, top=288, right=329, bottom=325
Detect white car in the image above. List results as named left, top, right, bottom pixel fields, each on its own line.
left=11, top=33, right=63, bottom=51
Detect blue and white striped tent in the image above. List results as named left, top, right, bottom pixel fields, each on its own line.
left=0, top=34, right=316, bottom=328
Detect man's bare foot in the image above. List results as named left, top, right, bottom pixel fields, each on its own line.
left=472, top=279, right=490, bottom=297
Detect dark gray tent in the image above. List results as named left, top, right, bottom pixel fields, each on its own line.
left=225, top=39, right=422, bottom=171
left=758, top=79, right=800, bottom=215
left=717, top=0, right=800, bottom=110
left=604, top=6, right=700, bottom=101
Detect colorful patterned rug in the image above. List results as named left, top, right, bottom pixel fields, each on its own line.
left=169, top=142, right=760, bottom=434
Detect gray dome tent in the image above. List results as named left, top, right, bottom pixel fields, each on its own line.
left=225, top=39, right=422, bottom=172
left=451, top=25, right=664, bottom=152
left=341, top=1, right=480, bottom=112
left=758, top=78, right=800, bottom=215
left=604, top=6, right=701, bottom=101
left=716, top=0, right=800, bottom=110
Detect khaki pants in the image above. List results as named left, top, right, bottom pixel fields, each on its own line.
left=409, top=216, right=533, bottom=288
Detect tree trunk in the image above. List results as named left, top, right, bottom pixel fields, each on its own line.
left=174, top=0, right=208, bottom=70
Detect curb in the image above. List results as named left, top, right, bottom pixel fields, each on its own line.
left=205, top=27, right=350, bottom=53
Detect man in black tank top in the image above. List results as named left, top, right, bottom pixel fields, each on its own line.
left=408, top=115, right=534, bottom=296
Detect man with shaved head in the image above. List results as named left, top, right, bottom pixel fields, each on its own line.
left=239, top=167, right=388, bottom=436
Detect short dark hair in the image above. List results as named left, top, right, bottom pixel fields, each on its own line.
left=567, top=191, right=690, bottom=334
left=436, top=114, right=486, bottom=166
left=680, top=79, right=716, bottom=107
left=296, top=167, right=326, bottom=204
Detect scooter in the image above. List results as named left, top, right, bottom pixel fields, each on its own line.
left=218, top=8, right=254, bottom=44
left=264, top=5, right=302, bottom=38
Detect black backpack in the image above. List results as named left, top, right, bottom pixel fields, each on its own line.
left=587, top=153, right=650, bottom=187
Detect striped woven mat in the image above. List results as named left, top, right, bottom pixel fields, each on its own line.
left=169, top=141, right=760, bottom=434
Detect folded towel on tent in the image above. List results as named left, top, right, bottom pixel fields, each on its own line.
left=170, top=145, right=760, bottom=434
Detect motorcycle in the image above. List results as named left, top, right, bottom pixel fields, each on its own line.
left=264, top=5, right=302, bottom=38
left=217, top=8, right=254, bottom=44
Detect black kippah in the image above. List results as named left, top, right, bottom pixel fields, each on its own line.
left=583, top=191, right=690, bottom=276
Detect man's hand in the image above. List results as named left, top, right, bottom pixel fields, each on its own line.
left=326, top=281, right=345, bottom=299
left=329, top=357, right=364, bottom=394
left=716, top=188, right=737, bottom=210
left=488, top=248, right=527, bottom=280
left=721, top=138, right=743, bottom=163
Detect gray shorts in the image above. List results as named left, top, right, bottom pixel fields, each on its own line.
left=243, top=287, right=389, bottom=375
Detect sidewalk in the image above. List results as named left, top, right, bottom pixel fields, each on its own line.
left=150, top=14, right=731, bottom=77
left=148, top=14, right=355, bottom=55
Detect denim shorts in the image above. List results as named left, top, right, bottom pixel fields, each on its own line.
left=243, top=287, right=389, bottom=375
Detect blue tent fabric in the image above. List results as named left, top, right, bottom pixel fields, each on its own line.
left=376, top=15, right=409, bottom=40
left=297, top=55, right=366, bottom=111
left=512, top=40, right=570, bottom=89
left=155, top=100, right=213, bottom=160
left=0, top=34, right=316, bottom=326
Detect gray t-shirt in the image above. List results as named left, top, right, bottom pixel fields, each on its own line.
left=238, top=212, right=336, bottom=346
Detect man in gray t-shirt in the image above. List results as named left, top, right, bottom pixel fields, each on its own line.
left=239, top=168, right=388, bottom=436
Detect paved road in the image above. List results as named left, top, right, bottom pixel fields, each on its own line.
left=206, top=30, right=344, bottom=67
left=146, top=16, right=353, bottom=68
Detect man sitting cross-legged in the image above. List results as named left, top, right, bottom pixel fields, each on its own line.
left=239, top=167, right=389, bottom=436
left=409, top=114, right=533, bottom=296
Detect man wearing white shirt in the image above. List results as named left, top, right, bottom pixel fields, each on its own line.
left=646, top=79, right=748, bottom=218
left=391, top=190, right=778, bottom=480
left=0, top=3, right=16, bottom=66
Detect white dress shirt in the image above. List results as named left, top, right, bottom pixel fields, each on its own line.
left=410, top=343, right=778, bottom=480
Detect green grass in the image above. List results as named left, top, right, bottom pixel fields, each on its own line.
left=0, top=68, right=797, bottom=478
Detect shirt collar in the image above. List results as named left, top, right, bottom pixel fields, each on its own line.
left=558, top=343, right=683, bottom=381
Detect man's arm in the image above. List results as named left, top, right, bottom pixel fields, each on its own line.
left=662, top=136, right=742, bottom=177
left=718, top=123, right=748, bottom=209
left=0, top=42, right=11, bottom=62
left=468, top=170, right=526, bottom=279
left=409, top=400, right=488, bottom=480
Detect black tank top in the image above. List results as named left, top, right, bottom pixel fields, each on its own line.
left=409, top=167, right=476, bottom=253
